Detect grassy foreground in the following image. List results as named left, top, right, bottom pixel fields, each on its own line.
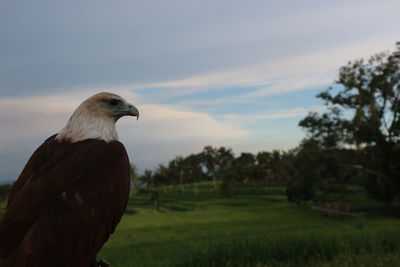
left=98, top=186, right=400, bottom=267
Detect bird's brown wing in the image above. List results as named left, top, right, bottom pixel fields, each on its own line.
left=0, top=135, right=130, bottom=267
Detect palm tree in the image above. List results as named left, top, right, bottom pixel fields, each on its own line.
left=168, top=156, right=185, bottom=194
left=154, top=164, right=169, bottom=193
left=139, top=169, right=154, bottom=193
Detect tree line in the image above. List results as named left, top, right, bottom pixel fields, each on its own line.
left=132, top=146, right=290, bottom=196
left=134, top=41, right=400, bottom=204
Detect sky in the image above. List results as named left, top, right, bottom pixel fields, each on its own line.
left=0, top=0, right=399, bottom=182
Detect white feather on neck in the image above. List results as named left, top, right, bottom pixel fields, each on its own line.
left=56, top=105, right=118, bottom=143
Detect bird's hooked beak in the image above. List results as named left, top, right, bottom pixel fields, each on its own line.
left=127, top=104, right=140, bottom=120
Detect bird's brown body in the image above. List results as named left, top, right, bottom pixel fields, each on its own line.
left=0, top=135, right=130, bottom=267
left=0, top=92, right=138, bottom=267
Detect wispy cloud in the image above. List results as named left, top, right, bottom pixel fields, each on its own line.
left=132, top=34, right=398, bottom=106
left=219, top=106, right=327, bottom=126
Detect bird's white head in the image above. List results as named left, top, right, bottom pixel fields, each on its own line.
left=56, top=92, right=139, bottom=143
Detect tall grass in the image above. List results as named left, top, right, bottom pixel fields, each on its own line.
left=173, top=230, right=400, bottom=267
left=97, top=184, right=400, bottom=266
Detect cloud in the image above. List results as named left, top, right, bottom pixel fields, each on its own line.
left=132, top=34, right=399, bottom=106
left=219, top=106, right=327, bottom=126
left=0, top=92, right=249, bottom=178
left=118, top=104, right=248, bottom=142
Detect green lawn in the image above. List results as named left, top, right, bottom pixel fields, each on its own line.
left=98, top=187, right=400, bottom=267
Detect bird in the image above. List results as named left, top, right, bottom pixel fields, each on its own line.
left=0, top=92, right=139, bottom=267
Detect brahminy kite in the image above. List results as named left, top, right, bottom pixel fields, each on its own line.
left=0, top=92, right=139, bottom=267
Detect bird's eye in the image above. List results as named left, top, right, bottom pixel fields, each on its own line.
left=109, top=99, right=120, bottom=106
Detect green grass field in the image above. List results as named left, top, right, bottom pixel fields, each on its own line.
left=97, top=183, right=400, bottom=267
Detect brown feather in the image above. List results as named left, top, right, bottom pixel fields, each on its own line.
left=0, top=135, right=130, bottom=267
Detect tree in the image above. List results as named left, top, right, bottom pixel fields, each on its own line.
left=168, top=156, right=185, bottom=194
left=214, top=147, right=235, bottom=195
left=139, top=169, right=154, bottom=192
left=154, top=164, right=169, bottom=193
left=234, top=152, right=257, bottom=183
left=148, top=164, right=171, bottom=210
left=285, top=140, right=355, bottom=204
left=300, top=41, right=400, bottom=202
left=200, top=146, right=236, bottom=194
left=183, top=154, right=204, bottom=195
left=256, top=150, right=286, bottom=182
left=201, top=146, right=219, bottom=192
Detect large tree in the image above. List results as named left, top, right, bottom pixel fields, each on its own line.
left=300, top=41, right=400, bottom=202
